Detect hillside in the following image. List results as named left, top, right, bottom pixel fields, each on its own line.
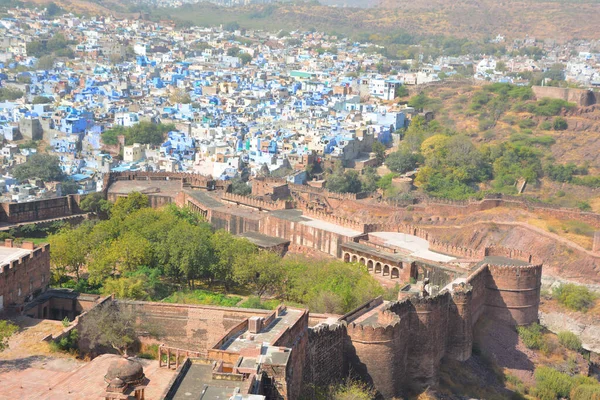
left=20, top=0, right=600, bottom=41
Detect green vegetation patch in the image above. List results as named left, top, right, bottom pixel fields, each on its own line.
left=162, top=290, right=242, bottom=307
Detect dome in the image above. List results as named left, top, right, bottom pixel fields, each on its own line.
left=104, top=357, right=145, bottom=386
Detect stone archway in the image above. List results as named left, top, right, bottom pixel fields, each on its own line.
left=351, top=255, right=358, bottom=263
left=375, top=262, right=382, bottom=274
left=360, top=257, right=366, bottom=265
left=344, top=253, right=350, bottom=262
left=383, top=265, right=390, bottom=276
left=391, top=267, right=400, bottom=279
left=367, top=260, right=373, bottom=272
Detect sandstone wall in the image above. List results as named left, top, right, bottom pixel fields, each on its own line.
left=0, top=195, right=81, bottom=224
left=406, top=293, right=450, bottom=392
left=345, top=320, right=406, bottom=399
left=304, top=323, right=346, bottom=390
left=446, top=284, right=473, bottom=361
left=485, top=264, right=542, bottom=325
left=116, top=301, right=271, bottom=351
left=466, top=264, right=489, bottom=325
left=261, top=214, right=352, bottom=258
left=0, top=243, right=50, bottom=315
left=532, top=86, right=596, bottom=107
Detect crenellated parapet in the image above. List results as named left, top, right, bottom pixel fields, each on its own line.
left=303, top=208, right=365, bottom=232
left=221, top=192, right=293, bottom=211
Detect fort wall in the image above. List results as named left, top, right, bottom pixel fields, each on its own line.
left=304, top=323, right=346, bottom=390
left=406, top=292, right=450, bottom=392
left=532, top=86, right=596, bottom=107
left=116, top=300, right=272, bottom=352
left=0, top=241, right=50, bottom=316
left=446, top=284, right=473, bottom=361
left=485, top=264, right=542, bottom=325
left=345, top=320, right=406, bottom=399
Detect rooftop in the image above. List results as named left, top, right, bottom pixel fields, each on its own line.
left=0, top=245, right=33, bottom=266
left=166, top=360, right=258, bottom=400
left=220, top=308, right=304, bottom=352
left=237, top=231, right=290, bottom=248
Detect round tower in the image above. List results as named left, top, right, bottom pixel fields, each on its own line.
left=345, top=317, right=407, bottom=399
left=486, top=263, right=542, bottom=325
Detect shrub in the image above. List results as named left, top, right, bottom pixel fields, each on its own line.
left=138, top=343, right=159, bottom=360
left=534, top=366, right=573, bottom=400
left=571, top=384, right=600, bottom=400
left=61, top=317, right=70, bottom=327
left=518, top=118, right=537, bottom=129
left=553, top=117, right=568, bottom=131
left=577, top=201, right=592, bottom=212
left=539, top=120, right=553, bottom=130
left=553, top=283, right=595, bottom=312
left=50, top=329, right=79, bottom=353
left=517, top=323, right=544, bottom=350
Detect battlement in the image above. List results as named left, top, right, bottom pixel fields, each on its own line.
left=450, top=282, right=473, bottom=303
left=486, top=263, right=543, bottom=276
left=221, top=192, right=292, bottom=211
left=307, top=322, right=346, bottom=340
left=303, top=208, right=365, bottom=232
left=346, top=320, right=401, bottom=342
left=410, top=291, right=451, bottom=311
left=0, top=241, right=50, bottom=275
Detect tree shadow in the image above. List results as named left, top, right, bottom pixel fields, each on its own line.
left=0, top=355, right=49, bottom=373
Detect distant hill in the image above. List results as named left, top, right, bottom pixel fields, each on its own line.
left=16, top=0, right=600, bottom=40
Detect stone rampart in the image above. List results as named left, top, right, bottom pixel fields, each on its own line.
left=304, top=323, right=346, bottom=390
left=221, top=192, right=292, bottom=211
left=466, top=264, right=489, bottom=325
left=302, top=208, right=365, bottom=232
left=532, top=86, right=596, bottom=107
left=446, top=283, right=473, bottom=361
left=345, top=320, right=407, bottom=399
left=116, top=300, right=271, bottom=351
left=0, top=195, right=82, bottom=224
left=485, top=263, right=542, bottom=325
left=0, top=241, right=50, bottom=315
left=406, top=292, right=450, bottom=392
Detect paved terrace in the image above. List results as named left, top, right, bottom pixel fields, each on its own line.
left=369, top=232, right=457, bottom=263
left=0, top=246, right=33, bottom=265
left=220, top=308, right=304, bottom=352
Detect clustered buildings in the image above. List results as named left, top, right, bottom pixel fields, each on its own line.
left=0, top=8, right=432, bottom=203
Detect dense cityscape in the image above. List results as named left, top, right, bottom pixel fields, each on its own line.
left=0, top=1, right=598, bottom=400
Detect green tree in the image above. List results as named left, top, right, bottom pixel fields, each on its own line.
left=227, top=47, right=241, bottom=57
left=372, top=141, right=386, bottom=165
left=385, top=148, right=420, bottom=174
left=101, top=276, right=150, bottom=300
left=32, top=95, right=52, bottom=104
left=48, top=225, right=91, bottom=281
left=110, top=192, right=149, bottom=220
left=13, top=153, right=64, bottom=182
left=36, top=55, right=55, bottom=70
left=164, top=223, right=214, bottom=288
left=239, top=53, right=252, bottom=65
left=211, top=230, right=256, bottom=290
left=360, top=167, right=380, bottom=193
left=79, top=192, right=112, bottom=216
left=79, top=302, right=137, bottom=355
left=233, top=251, right=284, bottom=299
left=0, top=87, right=24, bottom=101
left=230, top=177, right=251, bottom=195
